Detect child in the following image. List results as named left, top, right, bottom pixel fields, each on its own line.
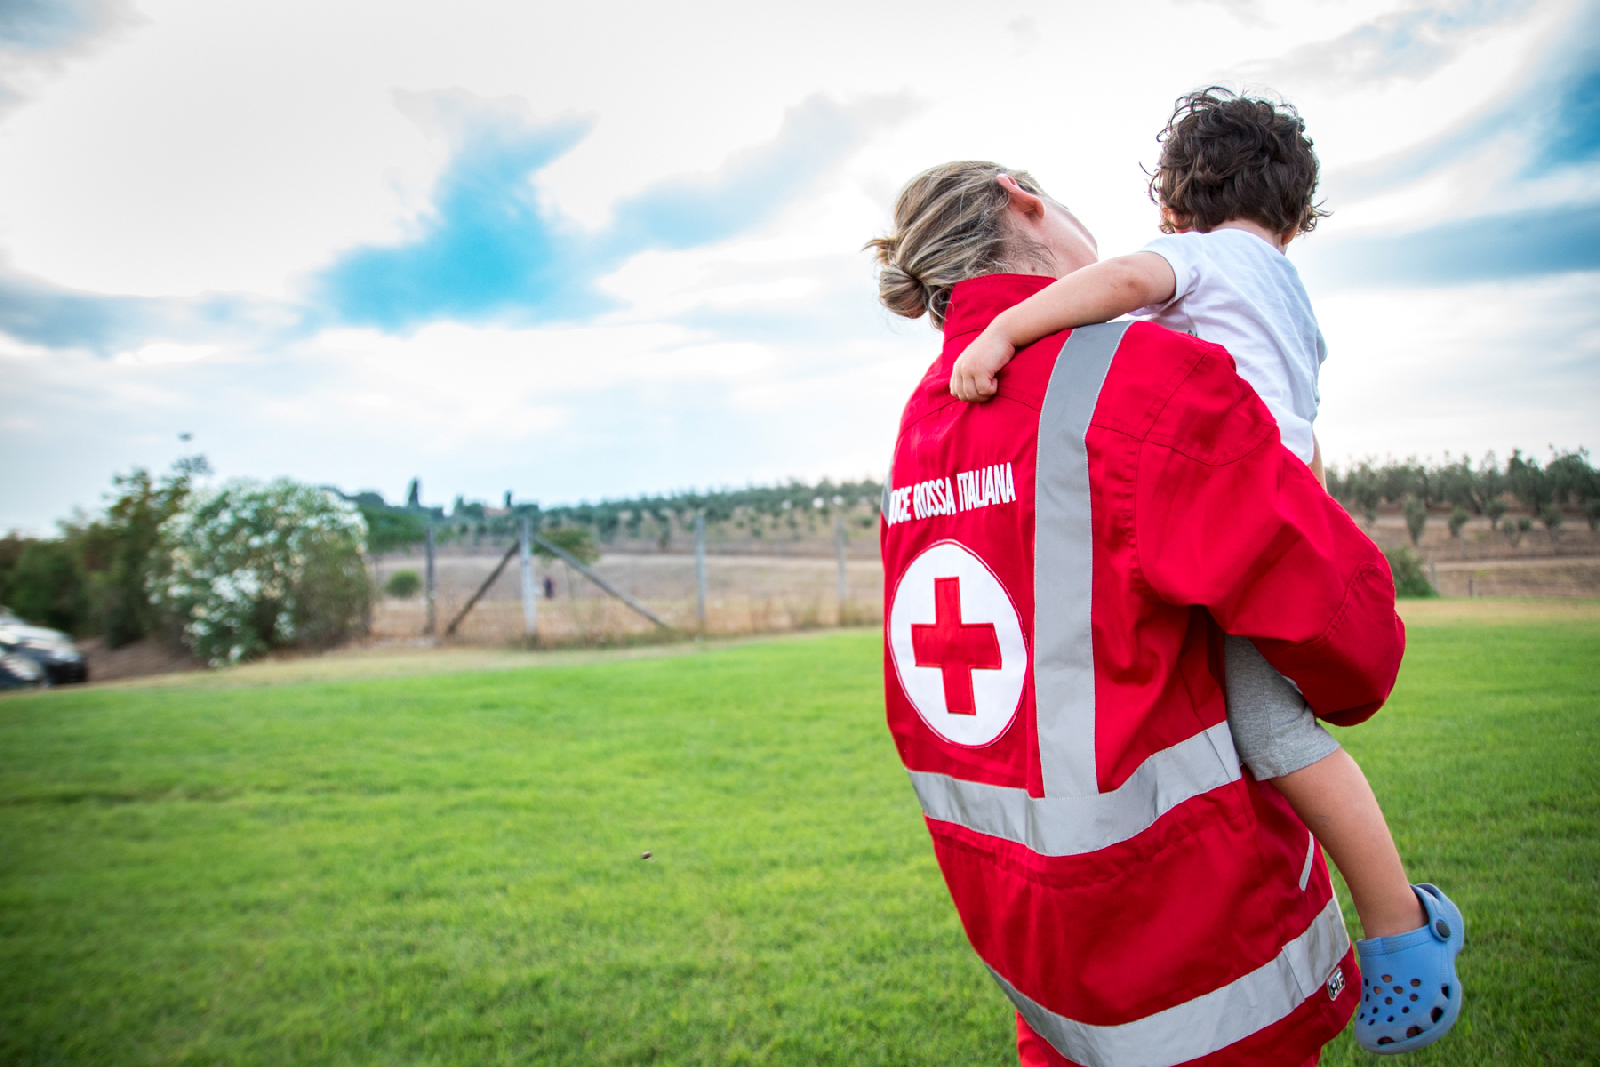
left=950, top=89, right=1464, bottom=1055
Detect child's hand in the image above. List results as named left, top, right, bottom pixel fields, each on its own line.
left=950, top=329, right=1015, bottom=403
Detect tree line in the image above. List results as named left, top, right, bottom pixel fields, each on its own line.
left=354, top=477, right=886, bottom=552
left=1327, top=449, right=1599, bottom=544
left=0, top=463, right=886, bottom=651
left=8, top=450, right=1590, bottom=655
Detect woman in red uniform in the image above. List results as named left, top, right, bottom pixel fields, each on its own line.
left=867, top=162, right=1409, bottom=1067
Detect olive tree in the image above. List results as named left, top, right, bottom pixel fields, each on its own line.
left=1540, top=505, right=1564, bottom=548
left=1404, top=498, right=1428, bottom=547
left=1447, top=506, right=1471, bottom=558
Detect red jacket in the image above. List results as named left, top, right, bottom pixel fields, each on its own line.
left=880, top=274, right=1405, bottom=1067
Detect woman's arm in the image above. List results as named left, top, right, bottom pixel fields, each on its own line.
left=950, top=252, right=1177, bottom=402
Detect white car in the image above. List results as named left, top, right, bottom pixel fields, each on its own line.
left=0, top=609, right=88, bottom=687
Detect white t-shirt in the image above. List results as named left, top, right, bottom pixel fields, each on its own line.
left=1133, top=229, right=1326, bottom=465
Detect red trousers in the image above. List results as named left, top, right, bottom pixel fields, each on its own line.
left=1015, top=1013, right=1322, bottom=1067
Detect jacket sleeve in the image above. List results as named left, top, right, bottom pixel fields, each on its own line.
left=1132, top=343, right=1405, bottom=726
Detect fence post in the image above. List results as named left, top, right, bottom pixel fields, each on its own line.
left=519, top=516, right=537, bottom=640
left=423, top=524, right=437, bottom=636
left=694, top=513, right=707, bottom=633
left=1430, top=560, right=1438, bottom=593
left=835, top=512, right=848, bottom=623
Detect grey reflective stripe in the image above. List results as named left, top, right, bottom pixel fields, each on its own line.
left=901, top=319, right=1320, bottom=1063
left=909, top=723, right=1240, bottom=856
left=907, top=317, right=1243, bottom=855
left=990, top=895, right=1352, bottom=1067
left=1034, top=321, right=1130, bottom=797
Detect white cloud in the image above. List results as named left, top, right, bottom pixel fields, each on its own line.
left=113, top=340, right=220, bottom=364
left=0, top=0, right=1596, bottom=532
left=1316, top=272, right=1600, bottom=463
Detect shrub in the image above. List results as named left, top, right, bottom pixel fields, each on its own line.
left=77, top=457, right=210, bottom=646
left=1384, top=546, right=1437, bottom=598
left=0, top=457, right=207, bottom=642
left=384, top=570, right=421, bottom=599
left=3, top=539, right=84, bottom=632
left=148, top=479, right=372, bottom=665
left=1447, top=506, right=1471, bottom=539
left=535, top=527, right=600, bottom=565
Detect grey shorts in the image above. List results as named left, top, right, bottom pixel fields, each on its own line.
left=1223, top=634, right=1340, bottom=780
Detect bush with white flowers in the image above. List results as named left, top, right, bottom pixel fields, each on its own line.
left=149, top=479, right=372, bottom=665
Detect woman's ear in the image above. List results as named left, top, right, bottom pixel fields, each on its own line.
left=998, top=174, right=1046, bottom=220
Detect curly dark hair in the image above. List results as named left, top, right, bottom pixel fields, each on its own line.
left=1149, top=87, right=1328, bottom=237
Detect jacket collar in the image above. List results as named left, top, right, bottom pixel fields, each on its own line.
left=943, top=273, right=1056, bottom=342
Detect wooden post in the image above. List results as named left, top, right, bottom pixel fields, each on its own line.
left=445, top=540, right=520, bottom=636
left=519, top=516, right=537, bottom=639
left=835, top=511, right=848, bottom=623
left=694, top=513, right=707, bottom=633
left=1430, top=560, right=1438, bottom=593
left=423, top=524, right=437, bottom=636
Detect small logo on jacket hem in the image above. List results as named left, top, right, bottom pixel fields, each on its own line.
left=1327, top=966, right=1345, bottom=1000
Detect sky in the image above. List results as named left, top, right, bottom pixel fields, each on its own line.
left=1, top=0, right=1596, bottom=532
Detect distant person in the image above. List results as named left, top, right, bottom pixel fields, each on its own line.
left=543, top=575, right=555, bottom=600
left=946, top=90, right=1464, bottom=1057
left=867, top=155, right=1432, bottom=1067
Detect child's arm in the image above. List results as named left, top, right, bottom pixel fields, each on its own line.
left=950, top=252, right=1177, bottom=402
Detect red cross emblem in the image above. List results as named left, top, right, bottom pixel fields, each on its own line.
left=888, top=540, right=1025, bottom=747
left=912, top=576, right=1002, bottom=715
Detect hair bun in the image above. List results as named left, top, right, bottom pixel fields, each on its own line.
left=877, top=261, right=928, bottom=321
left=867, top=161, right=1047, bottom=328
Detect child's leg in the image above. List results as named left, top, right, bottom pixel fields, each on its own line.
left=1273, top=750, right=1424, bottom=937
left=1223, top=636, right=1424, bottom=937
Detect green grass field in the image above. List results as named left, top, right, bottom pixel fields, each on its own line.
left=1, top=608, right=1596, bottom=1066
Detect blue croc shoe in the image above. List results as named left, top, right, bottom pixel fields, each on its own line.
left=1354, top=884, right=1465, bottom=1054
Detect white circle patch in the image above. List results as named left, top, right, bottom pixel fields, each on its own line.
left=888, top=540, right=1027, bottom=747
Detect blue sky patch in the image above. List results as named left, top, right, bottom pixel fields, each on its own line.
left=315, top=93, right=901, bottom=332
left=1302, top=201, right=1600, bottom=288
left=315, top=115, right=598, bottom=329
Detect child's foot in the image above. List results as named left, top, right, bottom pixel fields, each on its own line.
left=1354, top=884, right=1464, bottom=1054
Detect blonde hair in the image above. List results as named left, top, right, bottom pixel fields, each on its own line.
left=866, top=161, right=1051, bottom=328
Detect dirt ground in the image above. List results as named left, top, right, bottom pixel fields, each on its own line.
left=31, top=599, right=1593, bottom=694
left=1356, top=508, right=1599, bottom=564
left=47, top=510, right=1600, bottom=687
left=371, top=551, right=884, bottom=643
left=1430, top=556, right=1600, bottom=599
left=371, top=509, right=1600, bottom=645
left=75, top=636, right=202, bottom=683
